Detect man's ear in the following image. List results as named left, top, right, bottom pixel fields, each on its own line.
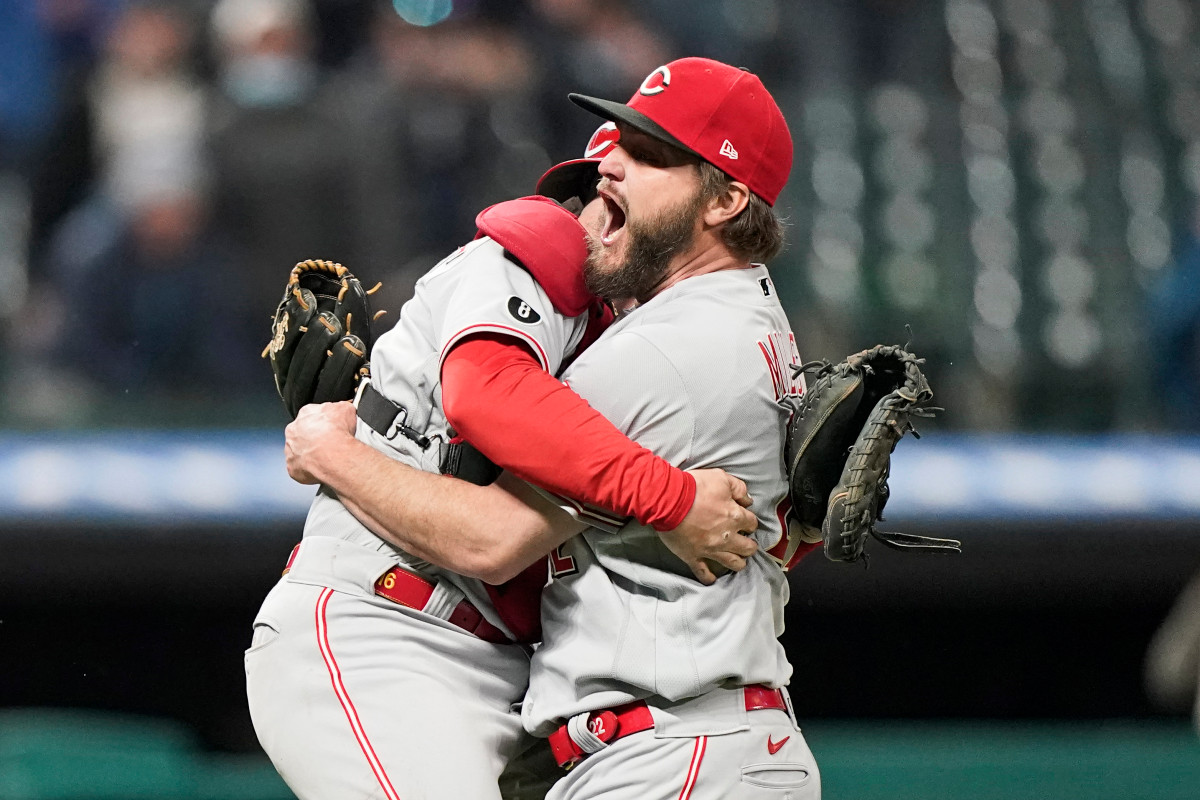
left=703, top=181, right=750, bottom=227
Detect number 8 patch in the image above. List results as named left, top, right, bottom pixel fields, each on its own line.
left=506, top=296, right=542, bottom=325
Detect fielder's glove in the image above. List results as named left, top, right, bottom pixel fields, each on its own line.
left=265, top=259, right=384, bottom=418
left=785, top=344, right=961, bottom=563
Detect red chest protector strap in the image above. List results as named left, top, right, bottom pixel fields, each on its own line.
left=475, top=196, right=596, bottom=318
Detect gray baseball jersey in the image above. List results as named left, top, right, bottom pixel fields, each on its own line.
left=305, top=235, right=588, bottom=634
left=521, top=265, right=820, bottom=798
left=247, top=236, right=587, bottom=800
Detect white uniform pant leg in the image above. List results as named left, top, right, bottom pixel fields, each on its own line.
left=545, top=709, right=819, bottom=800
left=245, top=578, right=529, bottom=800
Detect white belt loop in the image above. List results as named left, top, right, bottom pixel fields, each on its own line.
left=566, top=712, right=610, bottom=755
left=779, top=686, right=801, bottom=731
left=422, top=580, right=466, bottom=621
left=353, top=375, right=371, bottom=408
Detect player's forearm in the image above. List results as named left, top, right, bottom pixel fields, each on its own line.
left=307, top=430, right=562, bottom=583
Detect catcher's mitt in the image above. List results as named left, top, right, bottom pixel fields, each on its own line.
left=785, top=344, right=961, bottom=563
left=265, top=259, right=384, bottom=418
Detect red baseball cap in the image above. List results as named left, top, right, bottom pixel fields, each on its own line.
left=535, top=122, right=621, bottom=205
left=568, top=57, right=793, bottom=206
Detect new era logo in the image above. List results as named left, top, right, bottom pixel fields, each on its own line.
left=719, top=139, right=739, bottom=160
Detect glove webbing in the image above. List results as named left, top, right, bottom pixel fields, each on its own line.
left=836, top=405, right=960, bottom=557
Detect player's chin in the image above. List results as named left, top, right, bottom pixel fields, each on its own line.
left=583, top=248, right=620, bottom=280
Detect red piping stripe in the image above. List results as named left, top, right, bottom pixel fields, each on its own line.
left=316, top=588, right=403, bottom=800
left=548, top=489, right=626, bottom=527
left=677, top=736, right=708, bottom=800
left=441, top=323, right=551, bottom=371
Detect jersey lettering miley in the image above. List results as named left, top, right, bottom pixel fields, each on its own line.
left=522, top=265, right=805, bottom=735
left=301, top=237, right=589, bottom=638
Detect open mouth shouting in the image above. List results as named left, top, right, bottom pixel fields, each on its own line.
left=598, top=190, right=627, bottom=248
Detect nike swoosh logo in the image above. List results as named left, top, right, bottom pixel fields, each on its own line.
left=767, top=735, right=790, bottom=755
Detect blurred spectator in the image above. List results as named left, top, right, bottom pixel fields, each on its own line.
left=24, top=0, right=126, bottom=269
left=52, top=169, right=252, bottom=399
left=0, top=0, right=1194, bottom=433
left=638, top=0, right=945, bottom=91
left=1, top=1, right=268, bottom=425
left=526, top=0, right=671, bottom=161
left=638, top=0, right=762, bottom=72
left=2, top=0, right=123, bottom=330
left=91, top=1, right=208, bottom=213
left=322, top=4, right=548, bottom=308
left=0, top=2, right=49, bottom=323
left=309, top=0, right=379, bottom=69
left=207, top=0, right=354, bottom=325
left=1147, top=210, right=1200, bottom=431
left=0, top=0, right=60, bottom=172
left=7, top=150, right=263, bottom=426
left=780, top=0, right=946, bottom=91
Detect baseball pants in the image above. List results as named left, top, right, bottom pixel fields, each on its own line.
left=245, top=538, right=532, bottom=800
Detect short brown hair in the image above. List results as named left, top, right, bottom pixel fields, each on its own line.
left=698, top=161, right=786, bottom=262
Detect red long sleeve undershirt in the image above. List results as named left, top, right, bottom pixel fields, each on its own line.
left=441, top=333, right=696, bottom=531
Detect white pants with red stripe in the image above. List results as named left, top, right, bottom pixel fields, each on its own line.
left=246, top=575, right=532, bottom=800
left=545, top=692, right=819, bottom=800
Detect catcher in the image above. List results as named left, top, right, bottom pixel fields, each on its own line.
left=785, top=343, right=962, bottom=563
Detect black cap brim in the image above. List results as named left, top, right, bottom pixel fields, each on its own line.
left=535, top=159, right=601, bottom=204
left=568, top=93, right=702, bottom=159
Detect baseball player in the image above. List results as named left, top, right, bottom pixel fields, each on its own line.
left=246, top=122, right=760, bottom=799
left=287, top=58, right=821, bottom=798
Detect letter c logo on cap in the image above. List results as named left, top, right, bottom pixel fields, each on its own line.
left=639, top=66, right=671, bottom=96
left=584, top=122, right=620, bottom=158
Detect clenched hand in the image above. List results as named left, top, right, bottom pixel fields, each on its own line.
left=658, top=468, right=759, bottom=585
left=284, top=401, right=359, bottom=485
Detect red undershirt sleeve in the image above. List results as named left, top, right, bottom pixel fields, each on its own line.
left=441, top=333, right=696, bottom=531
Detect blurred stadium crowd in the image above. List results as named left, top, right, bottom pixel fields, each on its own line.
left=2, top=0, right=1200, bottom=431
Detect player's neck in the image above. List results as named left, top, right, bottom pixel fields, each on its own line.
left=645, top=242, right=751, bottom=300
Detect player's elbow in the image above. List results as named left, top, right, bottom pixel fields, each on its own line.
left=473, top=562, right=520, bottom=586
left=464, top=538, right=535, bottom=585
left=462, top=513, right=551, bottom=585
left=460, top=557, right=523, bottom=587
left=442, top=474, right=560, bottom=584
